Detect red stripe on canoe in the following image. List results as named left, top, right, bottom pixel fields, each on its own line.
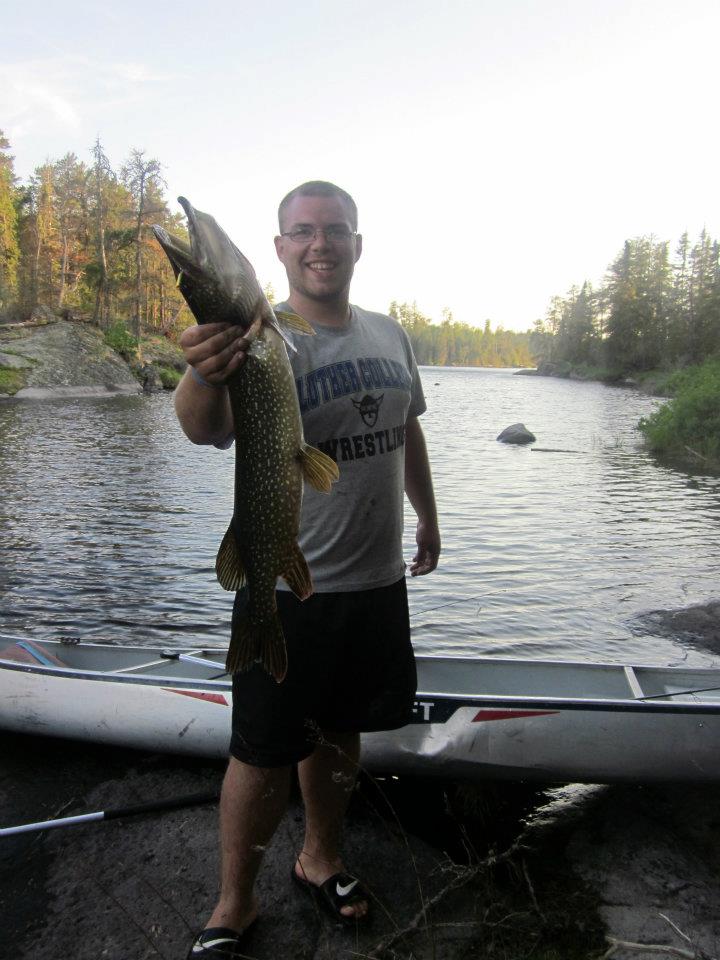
left=164, top=689, right=229, bottom=706
left=472, top=709, right=558, bottom=722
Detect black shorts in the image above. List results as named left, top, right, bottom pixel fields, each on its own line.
left=229, top=577, right=416, bottom=767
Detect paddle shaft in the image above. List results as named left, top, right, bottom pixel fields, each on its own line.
left=0, top=790, right=219, bottom=838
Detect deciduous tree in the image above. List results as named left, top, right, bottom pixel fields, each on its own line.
left=0, top=130, right=19, bottom=315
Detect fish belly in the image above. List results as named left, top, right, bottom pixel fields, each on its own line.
left=220, top=327, right=310, bottom=680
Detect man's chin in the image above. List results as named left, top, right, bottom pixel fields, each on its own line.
left=302, top=283, right=347, bottom=303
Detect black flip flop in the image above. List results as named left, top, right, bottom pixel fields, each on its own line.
left=291, top=866, right=370, bottom=924
left=187, top=922, right=257, bottom=958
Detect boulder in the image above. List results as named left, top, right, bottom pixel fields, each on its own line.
left=138, top=363, right=164, bottom=394
left=30, top=304, right=57, bottom=324
left=497, top=423, right=536, bottom=444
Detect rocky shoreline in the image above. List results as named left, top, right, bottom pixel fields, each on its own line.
left=0, top=318, right=185, bottom=400
left=2, top=599, right=719, bottom=960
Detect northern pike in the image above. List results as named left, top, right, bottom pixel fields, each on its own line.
left=153, top=198, right=338, bottom=681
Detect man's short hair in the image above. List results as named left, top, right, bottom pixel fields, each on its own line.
left=278, top=181, right=358, bottom=231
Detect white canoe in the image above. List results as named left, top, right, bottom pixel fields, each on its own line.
left=1, top=633, right=720, bottom=783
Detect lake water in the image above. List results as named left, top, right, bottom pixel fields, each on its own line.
left=1, top=368, right=719, bottom=667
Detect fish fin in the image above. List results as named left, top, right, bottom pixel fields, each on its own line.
left=264, top=314, right=299, bottom=353
left=225, top=611, right=288, bottom=683
left=281, top=542, right=313, bottom=600
left=215, top=524, right=246, bottom=591
left=298, top=443, right=340, bottom=493
left=274, top=309, right=315, bottom=336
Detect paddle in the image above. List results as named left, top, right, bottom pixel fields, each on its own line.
left=0, top=790, right=219, bottom=838
left=640, top=684, right=720, bottom=701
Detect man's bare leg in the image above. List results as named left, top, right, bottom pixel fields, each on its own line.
left=295, top=731, right=368, bottom=919
left=206, top=756, right=291, bottom=931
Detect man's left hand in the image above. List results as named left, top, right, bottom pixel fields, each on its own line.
left=409, top=519, right=441, bottom=576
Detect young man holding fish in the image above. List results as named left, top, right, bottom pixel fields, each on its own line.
left=174, top=181, right=440, bottom=957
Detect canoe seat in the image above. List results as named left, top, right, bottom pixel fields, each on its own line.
left=0, top=640, right=66, bottom=667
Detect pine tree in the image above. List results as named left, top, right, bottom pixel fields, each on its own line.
left=604, top=237, right=672, bottom=371
left=89, top=138, right=115, bottom=327
left=121, top=149, right=165, bottom=339
left=688, top=229, right=720, bottom=361
left=53, top=153, right=89, bottom=310
left=26, top=162, right=61, bottom=309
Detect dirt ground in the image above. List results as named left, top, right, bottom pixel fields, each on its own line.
left=2, top=732, right=720, bottom=960
left=3, top=599, right=720, bottom=959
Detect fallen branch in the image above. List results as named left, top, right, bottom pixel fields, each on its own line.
left=604, top=940, right=702, bottom=959
left=357, top=838, right=527, bottom=959
left=522, top=856, right=545, bottom=921
left=602, top=912, right=718, bottom=960
left=684, top=445, right=709, bottom=462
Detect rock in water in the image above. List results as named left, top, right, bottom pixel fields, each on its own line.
left=497, top=423, right=536, bottom=444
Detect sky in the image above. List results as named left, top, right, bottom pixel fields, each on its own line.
left=2, top=0, right=718, bottom=332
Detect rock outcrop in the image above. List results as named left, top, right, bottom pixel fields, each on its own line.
left=0, top=319, right=184, bottom=400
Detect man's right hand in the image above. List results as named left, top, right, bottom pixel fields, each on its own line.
left=180, top=322, right=249, bottom=386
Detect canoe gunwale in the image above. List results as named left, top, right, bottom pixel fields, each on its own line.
left=3, top=656, right=720, bottom=716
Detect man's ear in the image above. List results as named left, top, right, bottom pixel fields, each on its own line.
left=354, top=234, right=363, bottom=263
left=274, top=234, right=285, bottom=262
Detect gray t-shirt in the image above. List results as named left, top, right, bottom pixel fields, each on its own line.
left=280, top=302, right=426, bottom=592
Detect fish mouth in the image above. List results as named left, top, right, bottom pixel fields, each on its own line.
left=154, top=197, right=221, bottom=281
left=152, top=225, right=201, bottom=280
left=177, top=195, right=211, bottom=272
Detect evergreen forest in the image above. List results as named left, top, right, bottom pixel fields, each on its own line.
left=537, top=232, right=720, bottom=375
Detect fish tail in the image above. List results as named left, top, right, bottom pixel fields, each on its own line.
left=216, top=524, right=246, bottom=591
left=298, top=443, right=340, bottom=493
left=226, top=610, right=288, bottom=683
left=282, top=541, right=313, bottom=600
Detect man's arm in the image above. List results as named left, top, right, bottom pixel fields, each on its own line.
left=404, top=416, right=441, bottom=576
left=174, top=322, right=247, bottom=445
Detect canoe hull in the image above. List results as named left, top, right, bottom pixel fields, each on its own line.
left=2, top=637, right=720, bottom=783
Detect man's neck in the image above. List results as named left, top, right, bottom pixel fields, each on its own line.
left=286, top=292, right=351, bottom=329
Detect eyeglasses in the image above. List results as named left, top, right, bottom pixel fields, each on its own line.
left=280, top=226, right=357, bottom=244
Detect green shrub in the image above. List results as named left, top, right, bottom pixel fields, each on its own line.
left=104, top=322, right=138, bottom=360
left=0, top=366, right=26, bottom=394
left=157, top=365, right=182, bottom=389
left=639, top=358, right=720, bottom=464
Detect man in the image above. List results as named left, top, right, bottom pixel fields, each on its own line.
left=175, top=181, right=440, bottom=958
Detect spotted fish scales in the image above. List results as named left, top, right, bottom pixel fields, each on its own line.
left=153, top=198, right=338, bottom=681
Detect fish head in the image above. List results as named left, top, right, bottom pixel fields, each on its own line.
left=178, top=197, right=263, bottom=322
left=153, top=197, right=264, bottom=329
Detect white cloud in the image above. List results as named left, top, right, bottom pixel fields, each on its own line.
left=109, top=61, right=179, bottom=85
left=0, top=56, right=179, bottom=146
left=0, top=62, right=82, bottom=131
